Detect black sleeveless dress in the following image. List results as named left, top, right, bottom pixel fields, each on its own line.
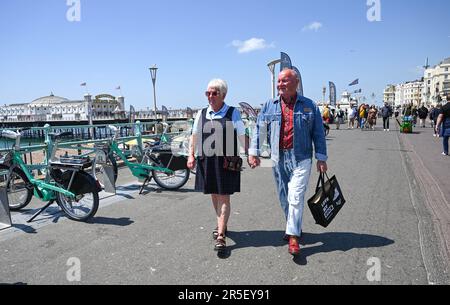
left=195, top=107, right=241, bottom=195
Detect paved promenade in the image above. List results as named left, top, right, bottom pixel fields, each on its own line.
left=0, top=120, right=449, bottom=285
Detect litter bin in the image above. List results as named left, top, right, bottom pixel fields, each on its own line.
left=401, top=117, right=413, bottom=134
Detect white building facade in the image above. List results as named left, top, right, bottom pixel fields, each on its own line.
left=383, top=85, right=396, bottom=106
left=391, top=80, right=423, bottom=108
left=0, top=93, right=126, bottom=123
left=423, top=57, right=450, bottom=105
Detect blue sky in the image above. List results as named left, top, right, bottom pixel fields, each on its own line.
left=0, top=0, right=449, bottom=110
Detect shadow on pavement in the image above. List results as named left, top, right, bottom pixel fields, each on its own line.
left=12, top=224, right=37, bottom=234
left=293, top=232, right=395, bottom=265
left=225, top=230, right=286, bottom=250
left=140, top=187, right=198, bottom=196
left=87, top=217, right=134, bottom=226
left=215, top=230, right=286, bottom=259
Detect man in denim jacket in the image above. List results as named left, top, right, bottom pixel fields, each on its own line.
left=248, top=69, right=328, bottom=256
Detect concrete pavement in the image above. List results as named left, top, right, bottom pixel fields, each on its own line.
left=0, top=120, right=449, bottom=285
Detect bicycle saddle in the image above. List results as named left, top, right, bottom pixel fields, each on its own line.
left=49, top=131, right=73, bottom=140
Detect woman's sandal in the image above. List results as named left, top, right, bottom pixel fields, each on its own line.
left=214, top=234, right=226, bottom=251
left=212, top=227, right=228, bottom=240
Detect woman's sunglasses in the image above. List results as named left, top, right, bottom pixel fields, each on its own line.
left=205, top=91, right=219, bottom=97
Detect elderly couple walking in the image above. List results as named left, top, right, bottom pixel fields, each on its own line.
left=187, top=69, right=328, bottom=257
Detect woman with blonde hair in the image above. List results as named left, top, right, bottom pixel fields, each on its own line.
left=187, top=79, right=249, bottom=254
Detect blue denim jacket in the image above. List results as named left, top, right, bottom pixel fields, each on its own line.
left=249, top=95, right=328, bottom=163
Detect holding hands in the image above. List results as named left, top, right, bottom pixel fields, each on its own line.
left=248, top=155, right=260, bottom=169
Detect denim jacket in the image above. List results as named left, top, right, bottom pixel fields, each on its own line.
left=249, top=95, right=328, bottom=163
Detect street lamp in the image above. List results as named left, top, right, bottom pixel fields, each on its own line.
left=268, top=59, right=281, bottom=99
left=149, top=65, right=158, bottom=119
left=322, top=86, right=327, bottom=105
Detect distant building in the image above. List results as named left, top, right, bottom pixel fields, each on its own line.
left=396, top=80, right=423, bottom=108
left=423, top=57, right=450, bottom=105
left=383, top=85, right=396, bottom=106
left=0, top=93, right=125, bottom=122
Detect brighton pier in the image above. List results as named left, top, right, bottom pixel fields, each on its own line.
left=0, top=93, right=198, bottom=129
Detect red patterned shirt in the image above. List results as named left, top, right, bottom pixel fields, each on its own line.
left=280, top=97, right=296, bottom=150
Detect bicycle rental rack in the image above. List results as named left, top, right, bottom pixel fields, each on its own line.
left=95, top=149, right=117, bottom=195
left=0, top=181, right=12, bottom=231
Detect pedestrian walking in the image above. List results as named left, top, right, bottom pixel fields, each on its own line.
left=435, top=96, right=450, bottom=156
left=418, top=104, right=429, bottom=128
left=187, top=78, right=249, bottom=253
left=248, top=69, right=328, bottom=257
left=359, top=104, right=367, bottom=129
left=412, top=106, right=418, bottom=127
left=394, top=107, right=400, bottom=119
left=367, top=105, right=377, bottom=130
left=381, top=102, right=392, bottom=131
left=322, top=104, right=331, bottom=124
left=335, top=105, right=345, bottom=130
left=348, top=106, right=357, bottom=129
left=430, top=104, right=442, bottom=137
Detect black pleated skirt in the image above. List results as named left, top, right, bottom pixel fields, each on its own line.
left=195, top=156, right=241, bottom=195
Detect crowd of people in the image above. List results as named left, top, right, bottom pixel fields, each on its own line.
left=320, top=97, right=450, bottom=156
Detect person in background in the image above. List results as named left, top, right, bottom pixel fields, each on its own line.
left=348, top=105, right=357, bottom=129
left=335, top=105, right=345, bottom=130
left=435, top=96, right=450, bottom=156
left=417, top=104, right=429, bottom=128
left=430, top=104, right=442, bottom=137
left=381, top=102, right=392, bottom=131
left=367, top=105, right=377, bottom=130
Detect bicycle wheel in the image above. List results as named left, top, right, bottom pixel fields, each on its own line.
left=0, top=164, right=33, bottom=211
left=92, top=151, right=118, bottom=188
left=56, top=172, right=99, bottom=221
left=152, top=168, right=190, bottom=190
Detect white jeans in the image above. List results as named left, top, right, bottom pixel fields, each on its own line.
left=272, top=150, right=312, bottom=237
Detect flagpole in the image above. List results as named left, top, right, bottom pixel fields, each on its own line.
left=116, top=86, right=123, bottom=97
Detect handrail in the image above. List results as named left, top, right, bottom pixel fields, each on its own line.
left=0, top=120, right=191, bottom=155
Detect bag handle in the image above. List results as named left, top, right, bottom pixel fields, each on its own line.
left=315, top=172, right=325, bottom=192
left=315, top=172, right=332, bottom=193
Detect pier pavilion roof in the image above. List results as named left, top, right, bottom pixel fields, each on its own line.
left=30, top=94, right=69, bottom=107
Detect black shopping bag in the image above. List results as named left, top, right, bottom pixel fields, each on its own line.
left=307, top=173, right=346, bottom=228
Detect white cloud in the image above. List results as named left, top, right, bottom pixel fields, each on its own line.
left=230, top=38, right=275, bottom=54
left=302, top=22, right=323, bottom=32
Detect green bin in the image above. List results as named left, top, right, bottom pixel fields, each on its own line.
left=401, top=120, right=413, bottom=133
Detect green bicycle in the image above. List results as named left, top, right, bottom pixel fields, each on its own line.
left=0, top=129, right=101, bottom=222
left=91, top=125, right=190, bottom=194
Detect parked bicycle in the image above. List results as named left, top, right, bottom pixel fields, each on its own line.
left=91, top=125, right=190, bottom=194
left=0, top=129, right=101, bottom=222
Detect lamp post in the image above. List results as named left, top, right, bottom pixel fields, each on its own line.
left=268, top=59, right=281, bottom=99
left=322, top=86, right=327, bottom=105
left=149, top=65, right=158, bottom=119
